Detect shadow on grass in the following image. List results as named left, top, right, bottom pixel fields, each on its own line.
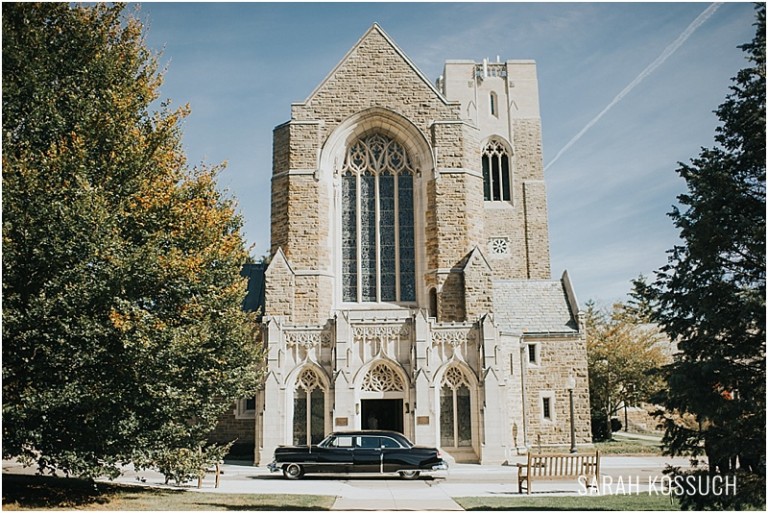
left=2, top=473, right=124, bottom=509
left=201, top=505, right=327, bottom=511
left=3, top=473, right=334, bottom=510
left=455, top=494, right=680, bottom=511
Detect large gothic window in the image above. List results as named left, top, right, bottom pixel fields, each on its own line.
left=482, top=139, right=511, bottom=202
left=440, top=367, right=472, bottom=448
left=293, top=368, right=326, bottom=446
left=342, top=133, right=416, bottom=303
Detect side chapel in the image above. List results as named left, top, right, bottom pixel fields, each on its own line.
left=214, top=24, right=592, bottom=465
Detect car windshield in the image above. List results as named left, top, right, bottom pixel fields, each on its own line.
left=317, top=434, right=339, bottom=447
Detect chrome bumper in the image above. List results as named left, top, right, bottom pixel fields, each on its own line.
left=430, top=461, right=449, bottom=471
left=267, top=461, right=280, bottom=473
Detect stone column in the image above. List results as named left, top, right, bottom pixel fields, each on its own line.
left=412, top=312, right=434, bottom=445
left=480, top=367, right=507, bottom=464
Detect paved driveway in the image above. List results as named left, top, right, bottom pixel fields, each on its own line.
left=4, top=456, right=694, bottom=510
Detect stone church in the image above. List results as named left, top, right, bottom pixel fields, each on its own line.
left=213, top=24, right=592, bottom=465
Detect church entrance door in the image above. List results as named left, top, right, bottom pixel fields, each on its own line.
left=361, top=399, right=403, bottom=433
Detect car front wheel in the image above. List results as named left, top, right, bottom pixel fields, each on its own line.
left=398, top=470, right=420, bottom=480
left=283, top=463, right=304, bottom=480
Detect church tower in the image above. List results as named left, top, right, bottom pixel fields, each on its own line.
left=218, top=24, right=592, bottom=466
left=441, top=58, right=551, bottom=282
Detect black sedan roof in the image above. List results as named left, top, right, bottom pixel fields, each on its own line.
left=330, top=430, right=404, bottom=436
left=327, top=430, right=413, bottom=445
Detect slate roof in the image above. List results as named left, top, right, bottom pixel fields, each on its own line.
left=493, top=279, right=579, bottom=335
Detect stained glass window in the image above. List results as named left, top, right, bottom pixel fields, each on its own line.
left=342, top=172, right=357, bottom=301
left=293, top=368, right=326, bottom=446
left=482, top=139, right=511, bottom=202
left=341, top=133, right=416, bottom=303
left=440, top=366, right=472, bottom=448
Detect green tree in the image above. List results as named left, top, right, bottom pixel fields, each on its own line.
left=2, top=3, right=260, bottom=480
left=585, top=297, right=669, bottom=441
left=638, top=4, right=765, bottom=509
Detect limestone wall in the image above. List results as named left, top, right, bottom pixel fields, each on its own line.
left=519, top=336, right=591, bottom=447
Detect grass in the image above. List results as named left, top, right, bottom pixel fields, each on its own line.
left=2, top=474, right=335, bottom=510
left=456, top=494, right=680, bottom=511
left=594, top=435, right=665, bottom=456
left=527, top=436, right=664, bottom=457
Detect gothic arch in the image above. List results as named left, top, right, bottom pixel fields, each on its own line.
left=432, top=359, right=480, bottom=389
left=353, top=356, right=411, bottom=393
left=433, top=361, right=479, bottom=453
left=323, top=108, right=431, bottom=308
left=319, top=107, right=435, bottom=176
left=479, top=134, right=513, bottom=155
left=480, top=135, right=514, bottom=203
left=285, top=363, right=331, bottom=446
left=285, top=361, right=331, bottom=391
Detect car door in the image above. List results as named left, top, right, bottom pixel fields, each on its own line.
left=380, top=435, right=409, bottom=472
left=316, top=434, right=355, bottom=473
left=352, top=435, right=382, bottom=473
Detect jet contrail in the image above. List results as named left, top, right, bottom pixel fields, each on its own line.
left=545, top=3, right=722, bottom=171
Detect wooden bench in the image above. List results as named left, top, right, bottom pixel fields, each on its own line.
left=516, top=451, right=600, bottom=494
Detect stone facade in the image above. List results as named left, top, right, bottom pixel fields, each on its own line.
left=215, top=24, right=591, bottom=464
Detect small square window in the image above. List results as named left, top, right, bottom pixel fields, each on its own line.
left=235, top=396, right=257, bottom=419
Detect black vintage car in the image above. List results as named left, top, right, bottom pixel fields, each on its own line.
left=267, top=430, right=448, bottom=480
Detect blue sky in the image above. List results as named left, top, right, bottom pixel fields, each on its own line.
left=137, top=2, right=757, bottom=305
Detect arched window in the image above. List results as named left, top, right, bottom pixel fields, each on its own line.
left=293, top=368, right=325, bottom=446
left=342, top=133, right=416, bottom=303
left=482, top=139, right=511, bottom=202
left=489, top=91, right=498, bottom=117
left=440, top=367, right=472, bottom=448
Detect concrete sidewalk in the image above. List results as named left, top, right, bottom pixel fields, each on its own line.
left=4, top=455, right=694, bottom=510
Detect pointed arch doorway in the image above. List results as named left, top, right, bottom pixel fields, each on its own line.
left=359, top=361, right=407, bottom=434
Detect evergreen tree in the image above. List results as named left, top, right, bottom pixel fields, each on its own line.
left=2, top=3, right=260, bottom=479
left=640, top=4, right=765, bottom=508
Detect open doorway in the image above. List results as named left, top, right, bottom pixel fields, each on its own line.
left=361, top=399, right=403, bottom=433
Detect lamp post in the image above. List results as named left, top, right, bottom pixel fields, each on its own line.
left=599, top=358, right=612, bottom=441
left=566, top=375, right=577, bottom=453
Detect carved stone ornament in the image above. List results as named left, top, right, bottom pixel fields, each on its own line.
left=431, top=328, right=475, bottom=347
left=353, top=323, right=410, bottom=342
left=285, top=330, right=332, bottom=349
left=362, top=363, right=404, bottom=392
left=442, top=366, right=470, bottom=390
left=295, top=367, right=324, bottom=392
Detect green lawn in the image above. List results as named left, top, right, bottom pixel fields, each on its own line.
left=2, top=474, right=335, bottom=510
left=593, top=436, right=665, bottom=456
left=527, top=436, right=664, bottom=456
left=456, top=494, right=680, bottom=511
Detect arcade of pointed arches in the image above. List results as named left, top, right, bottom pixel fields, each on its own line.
left=288, top=358, right=477, bottom=455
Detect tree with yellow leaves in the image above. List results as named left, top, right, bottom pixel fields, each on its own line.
left=3, top=3, right=260, bottom=479
left=585, top=292, right=669, bottom=442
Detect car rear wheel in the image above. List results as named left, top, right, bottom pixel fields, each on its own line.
left=398, top=470, right=420, bottom=480
left=283, top=463, right=304, bottom=480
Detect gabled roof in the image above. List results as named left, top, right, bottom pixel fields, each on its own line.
left=300, top=23, right=450, bottom=107
left=493, top=279, right=580, bottom=335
